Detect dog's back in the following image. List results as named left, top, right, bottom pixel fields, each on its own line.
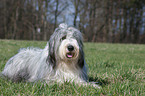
left=2, top=47, right=45, bottom=82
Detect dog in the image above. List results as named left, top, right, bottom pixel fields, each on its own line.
left=2, top=23, right=100, bottom=88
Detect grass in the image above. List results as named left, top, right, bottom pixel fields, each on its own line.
left=0, top=40, right=145, bottom=95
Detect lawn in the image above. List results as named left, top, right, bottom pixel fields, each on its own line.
left=0, top=40, right=145, bottom=95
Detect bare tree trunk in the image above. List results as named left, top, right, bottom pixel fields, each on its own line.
left=32, top=0, right=36, bottom=40
left=43, top=0, right=49, bottom=41
left=133, top=8, right=143, bottom=43
left=108, top=0, right=113, bottom=42
left=91, top=0, right=98, bottom=42
left=129, top=8, right=134, bottom=43
left=112, top=4, right=119, bottom=43
left=3, top=0, right=7, bottom=39
left=54, top=0, right=59, bottom=29
left=119, top=9, right=123, bottom=42
left=12, top=6, right=19, bottom=39
left=122, top=6, right=127, bottom=43
left=73, top=0, right=80, bottom=27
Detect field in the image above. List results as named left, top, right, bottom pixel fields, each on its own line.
left=0, top=40, right=145, bottom=95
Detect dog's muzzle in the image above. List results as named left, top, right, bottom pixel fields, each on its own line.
left=66, top=45, right=76, bottom=58
left=67, top=45, right=74, bottom=51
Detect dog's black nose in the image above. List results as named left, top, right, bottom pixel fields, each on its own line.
left=67, top=45, right=74, bottom=51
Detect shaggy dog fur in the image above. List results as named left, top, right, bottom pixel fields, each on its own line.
left=2, top=23, right=100, bottom=88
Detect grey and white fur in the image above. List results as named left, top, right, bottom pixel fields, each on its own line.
left=2, top=23, right=100, bottom=88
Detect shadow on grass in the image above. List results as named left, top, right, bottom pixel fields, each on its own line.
left=89, top=77, right=110, bottom=86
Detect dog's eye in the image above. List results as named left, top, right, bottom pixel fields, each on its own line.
left=61, top=36, right=66, bottom=41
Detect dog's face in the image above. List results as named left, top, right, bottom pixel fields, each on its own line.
left=47, top=24, right=84, bottom=68
left=58, top=32, right=79, bottom=60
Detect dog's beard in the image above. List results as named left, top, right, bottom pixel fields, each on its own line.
left=58, top=39, right=79, bottom=61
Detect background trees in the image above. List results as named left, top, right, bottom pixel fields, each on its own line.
left=0, top=0, right=145, bottom=43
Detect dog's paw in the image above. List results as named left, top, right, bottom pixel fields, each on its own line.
left=89, top=82, right=101, bottom=89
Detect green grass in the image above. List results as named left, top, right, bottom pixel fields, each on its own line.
left=0, top=40, right=145, bottom=95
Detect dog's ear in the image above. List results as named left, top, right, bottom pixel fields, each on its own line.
left=46, top=26, right=63, bottom=69
left=78, top=57, right=84, bottom=68
left=46, top=36, right=56, bottom=69
left=78, top=48, right=85, bottom=68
